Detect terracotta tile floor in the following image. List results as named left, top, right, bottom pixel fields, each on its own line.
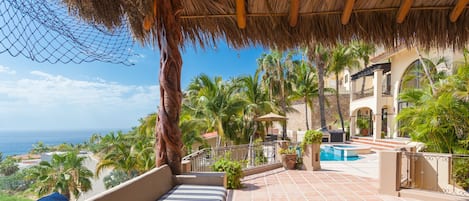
left=229, top=168, right=420, bottom=201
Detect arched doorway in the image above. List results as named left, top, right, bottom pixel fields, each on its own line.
left=355, top=107, right=373, bottom=136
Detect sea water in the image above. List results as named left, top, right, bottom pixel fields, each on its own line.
left=0, top=129, right=127, bottom=156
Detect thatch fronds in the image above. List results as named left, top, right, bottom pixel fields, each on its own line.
left=62, top=0, right=153, bottom=44
left=62, top=0, right=469, bottom=49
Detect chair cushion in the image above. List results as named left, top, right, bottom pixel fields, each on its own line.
left=158, top=184, right=226, bottom=201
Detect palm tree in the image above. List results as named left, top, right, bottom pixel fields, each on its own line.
left=329, top=44, right=359, bottom=132
left=289, top=58, right=318, bottom=130
left=306, top=45, right=331, bottom=130
left=239, top=70, right=274, bottom=140
left=352, top=41, right=376, bottom=96
left=179, top=110, right=207, bottom=154
left=98, top=131, right=130, bottom=155
left=257, top=50, right=293, bottom=138
left=95, top=141, right=139, bottom=178
left=28, top=152, right=93, bottom=200
left=138, top=113, right=157, bottom=138
left=186, top=74, right=246, bottom=146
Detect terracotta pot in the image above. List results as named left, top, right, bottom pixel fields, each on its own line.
left=360, top=129, right=369, bottom=136
left=281, top=154, right=297, bottom=170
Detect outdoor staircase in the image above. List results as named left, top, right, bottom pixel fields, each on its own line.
left=349, top=136, right=410, bottom=152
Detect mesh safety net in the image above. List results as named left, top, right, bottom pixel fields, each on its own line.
left=0, top=0, right=136, bottom=65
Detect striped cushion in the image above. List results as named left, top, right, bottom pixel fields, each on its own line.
left=158, top=184, right=226, bottom=201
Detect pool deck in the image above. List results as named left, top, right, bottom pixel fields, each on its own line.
left=229, top=153, right=421, bottom=201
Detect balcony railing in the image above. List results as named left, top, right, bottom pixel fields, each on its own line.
left=182, top=142, right=278, bottom=172
left=352, top=87, right=374, bottom=100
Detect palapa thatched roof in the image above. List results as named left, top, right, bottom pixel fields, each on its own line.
left=63, top=0, right=469, bottom=49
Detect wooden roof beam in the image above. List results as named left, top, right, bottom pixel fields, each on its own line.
left=235, top=0, right=246, bottom=29
left=450, top=0, right=469, bottom=22
left=341, top=0, right=355, bottom=25
left=396, top=0, right=413, bottom=23
left=289, top=0, right=300, bottom=27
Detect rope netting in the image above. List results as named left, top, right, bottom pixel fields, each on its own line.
left=0, top=0, right=136, bottom=65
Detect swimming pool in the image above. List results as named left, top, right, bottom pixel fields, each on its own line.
left=320, top=144, right=370, bottom=161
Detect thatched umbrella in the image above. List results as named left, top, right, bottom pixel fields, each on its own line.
left=255, top=112, right=288, bottom=139
left=62, top=0, right=469, bottom=174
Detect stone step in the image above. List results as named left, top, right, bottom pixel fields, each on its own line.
left=349, top=141, right=394, bottom=152
left=351, top=136, right=409, bottom=145
left=350, top=139, right=409, bottom=152
left=350, top=138, right=396, bottom=148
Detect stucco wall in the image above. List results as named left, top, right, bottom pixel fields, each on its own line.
left=286, top=94, right=350, bottom=131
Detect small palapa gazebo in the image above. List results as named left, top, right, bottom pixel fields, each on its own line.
left=62, top=0, right=469, bottom=174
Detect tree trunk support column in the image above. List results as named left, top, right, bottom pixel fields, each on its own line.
left=156, top=0, right=183, bottom=175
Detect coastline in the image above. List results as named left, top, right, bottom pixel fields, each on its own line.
left=0, top=128, right=129, bottom=156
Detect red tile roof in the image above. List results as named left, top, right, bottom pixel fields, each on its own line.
left=202, top=131, right=218, bottom=139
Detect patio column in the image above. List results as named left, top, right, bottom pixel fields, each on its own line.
left=155, top=0, right=184, bottom=175
left=373, top=69, right=383, bottom=141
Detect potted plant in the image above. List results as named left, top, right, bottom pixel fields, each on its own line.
left=356, top=117, right=370, bottom=136
left=280, top=147, right=297, bottom=170
left=301, top=130, right=322, bottom=171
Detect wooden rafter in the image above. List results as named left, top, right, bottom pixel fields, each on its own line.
left=450, top=0, right=469, bottom=22
left=341, top=0, right=355, bottom=25
left=289, top=0, right=300, bottom=27
left=235, top=0, right=246, bottom=29
left=396, top=0, right=413, bottom=23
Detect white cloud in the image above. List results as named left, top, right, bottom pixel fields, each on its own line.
left=0, top=65, right=16, bottom=75
left=0, top=71, right=159, bottom=130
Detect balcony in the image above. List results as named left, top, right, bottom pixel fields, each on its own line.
left=352, top=87, right=374, bottom=100
left=351, top=63, right=392, bottom=101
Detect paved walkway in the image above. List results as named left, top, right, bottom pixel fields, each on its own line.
left=230, top=153, right=421, bottom=201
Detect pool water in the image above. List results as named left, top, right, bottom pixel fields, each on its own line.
left=320, top=147, right=360, bottom=161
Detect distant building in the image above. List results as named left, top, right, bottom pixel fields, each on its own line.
left=40, top=151, right=66, bottom=162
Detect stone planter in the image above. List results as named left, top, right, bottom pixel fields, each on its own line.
left=281, top=154, right=297, bottom=170
left=303, top=143, right=321, bottom=171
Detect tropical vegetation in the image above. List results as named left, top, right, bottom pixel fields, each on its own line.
left=27, top=152, right=93, bottom=200
left=212, top=153, right=243, bottom=189
left=0, top=192, right=32, bottom=201
left=3, top=41, right=386, bottom=198
left=0, top=156, right=19, bottom=176
left=397, top=53, right=469, bottom=154
left=397, top=49, right=469, bottom=189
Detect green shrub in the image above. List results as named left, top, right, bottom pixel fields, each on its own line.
left=103, top=170, right=133, bottom=189
left=279, top=147, right=296, bottom=155
left=356, top=117, right=369, bottom=129
left=0, top=192, right=32, bottom=201
left=301, top=130, right=323, bottom=152
left=0, top=157, right=19, bottom=176
left=212, top=155, right=243, bottom=189
left=0, top=170, right=31, bottom=192
left=453, top=158, right=469, bottom=190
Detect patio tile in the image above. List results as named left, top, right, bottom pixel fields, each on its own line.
left=230, top=167, right=421, bottom=201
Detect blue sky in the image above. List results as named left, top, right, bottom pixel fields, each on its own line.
left=0, top=43, right=266, bottom=131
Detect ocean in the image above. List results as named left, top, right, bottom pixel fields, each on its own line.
left=0, top=129, right=129, bottom=156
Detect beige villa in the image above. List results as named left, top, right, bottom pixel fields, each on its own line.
left=348, top=47, right=464, bottom=141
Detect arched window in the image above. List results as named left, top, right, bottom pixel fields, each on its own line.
left=399, top=60, right=436, bottom=92
left=397, top=59, right=436, bottom=136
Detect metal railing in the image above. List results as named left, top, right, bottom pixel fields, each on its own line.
left=352, top=87, right=374, bottom=100
left=182, top=142, right=278, bottom=172
left=400, top=151, right=469, bottom=197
